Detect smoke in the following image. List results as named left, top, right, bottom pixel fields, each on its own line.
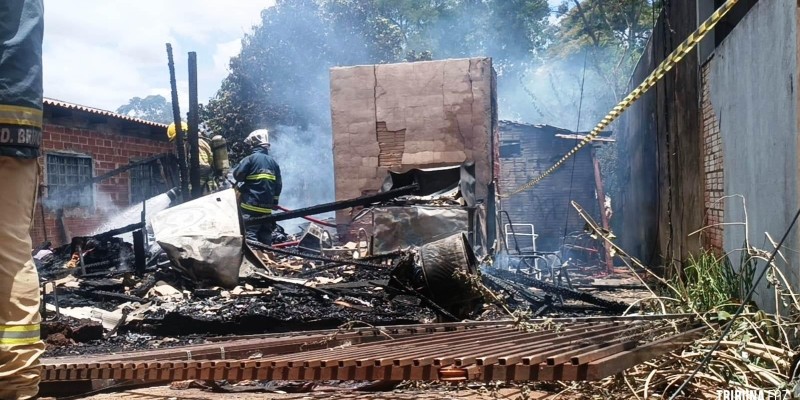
left=43, top=186, right=121, bottom=218
left=222, top=2, right=632, bottom=238
left=499, top=56, right=616, bottom=130
left=91, top=192, right=172, bottom=243
left=269, top=124, right=335, bottom=234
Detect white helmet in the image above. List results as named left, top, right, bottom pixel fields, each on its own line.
left=245, top=129, right=270, bottom=147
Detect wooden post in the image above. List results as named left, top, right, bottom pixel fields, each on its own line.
left=592, top=147, right=614, bottom=274
left=166, top=43, right=189, bottom=202
left=187, top=52, right=201, bottom=199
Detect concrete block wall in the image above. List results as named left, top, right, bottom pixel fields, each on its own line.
left=31, top=123, right=173, bottom=246
left=330, top=58, right=495, bottom=237
left=709, top=0, right=800, bottom=313
left=701, top=63, right=724, bottom=253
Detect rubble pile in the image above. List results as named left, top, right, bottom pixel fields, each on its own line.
left=35, top=173, right=647, bottom=361
left=37, top=230, right=443, bottom=357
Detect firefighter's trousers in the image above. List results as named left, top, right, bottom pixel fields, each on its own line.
left=0, top=157, right=45, bottom=400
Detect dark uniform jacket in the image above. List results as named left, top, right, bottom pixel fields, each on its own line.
left=0, top=0, right=44, bottom=158
left=233, top=146, right=282, bottom=214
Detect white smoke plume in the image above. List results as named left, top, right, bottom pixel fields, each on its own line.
left=269, top=124, right=335, bottom=234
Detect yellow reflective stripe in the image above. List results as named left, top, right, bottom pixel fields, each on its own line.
left=246, top=173, right=276, bottom=181
left=0, top=324, right=40, bottom=345
left=241, top=203, right=273, bottom=214
left=0, top=337, right=41, bottom=345
left=0, top=105, right=43, bottom=128
left=0, top=325, right=39, bottom=332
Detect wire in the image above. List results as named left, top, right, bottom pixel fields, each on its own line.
left=668, top=207, right=800, bottom=400
left=562, top=49, right=589, bottom=244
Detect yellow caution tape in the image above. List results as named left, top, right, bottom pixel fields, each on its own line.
left=501, top=0, right=740, bottom=198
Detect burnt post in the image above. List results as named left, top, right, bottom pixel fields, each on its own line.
left=166, top=43, right=189, bottom=202
left=591, top=147, right=614, bottom=274
left=133, top=229, right=146, bottom=276
left=187, top=52, right=201, bottom=199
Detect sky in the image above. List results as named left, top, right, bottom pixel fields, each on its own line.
left=43, top=0, right=275, bottom=113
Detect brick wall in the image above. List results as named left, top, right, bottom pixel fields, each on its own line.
left=701, top=62, right=724, bottom=252
left=330, top=58, right=495, bottom=238
left=497, top=122, right=600, bottom=251
left=31, top=123, right=173, bottom=247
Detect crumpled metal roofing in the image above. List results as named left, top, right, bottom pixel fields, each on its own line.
left=44, top=97, right=168, bottom=128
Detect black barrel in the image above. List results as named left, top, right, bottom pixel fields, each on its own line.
left=418, top=232, right=482, bottom=311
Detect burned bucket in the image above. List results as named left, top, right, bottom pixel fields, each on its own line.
left=417, top=232, right=483, bottom=317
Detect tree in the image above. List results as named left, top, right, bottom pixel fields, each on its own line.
left=539, top=0, right=658, bottom=224
left=202, top=0, right=405, bottom=144
left=116, top=95, right=174, bottom=124
left=203, top=0, right=560, bottom=143
left=551, top=0, right=657, bottom=104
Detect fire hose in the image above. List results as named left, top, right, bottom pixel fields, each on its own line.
left=274, top=205, right=335, bottom=228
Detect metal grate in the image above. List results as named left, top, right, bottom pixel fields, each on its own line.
left=46, top=153, right=93, bottom=208
left=41, top=318, right=705, bottom=383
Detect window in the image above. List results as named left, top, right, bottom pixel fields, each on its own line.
left=499, top=140, right=521, bottom=158
left=46, top=153, right=93, bottom=209
left=129, top=162, right=166, bottom=204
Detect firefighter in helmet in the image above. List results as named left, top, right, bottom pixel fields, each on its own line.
left=0, top=1, right=46, bottom=398
left=167, top=122, right=228, bottom=193
left=233, top=129, right=282, bottom=244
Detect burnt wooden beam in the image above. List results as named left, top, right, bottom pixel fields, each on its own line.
left=244, top=184, right=419, bottom=224
left=166, top=43, right=189, bottom=203
left=187, top=52, right=201, bottom=200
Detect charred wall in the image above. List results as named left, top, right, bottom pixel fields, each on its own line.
left=329, top=58, right=495, bottom=238
left=616, top=2, right=703, bottom=267
left=497, top=122, right=601, bottom=252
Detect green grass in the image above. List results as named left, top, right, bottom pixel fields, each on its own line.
left=670, top=249, right=755, bottom=314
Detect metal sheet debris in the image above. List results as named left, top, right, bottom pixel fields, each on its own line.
left=152, top=188, right=243, bottom=288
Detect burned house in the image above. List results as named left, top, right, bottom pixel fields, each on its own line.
left=329, top=57, right=497, bottom=249
left=31, top=99, right=176, bottom=247
left=497, top=122, right=611, bottom=252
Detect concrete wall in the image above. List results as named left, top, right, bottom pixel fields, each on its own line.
left=329, top=58, right=495, bottom=236
left=708, top=0, right=799, bottom=312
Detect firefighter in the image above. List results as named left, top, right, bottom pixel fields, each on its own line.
left=0, top=1, right=46, bottom=398
left=233, top=129, right=282, bottom=244
left=167, top=121, right=218, bottom=193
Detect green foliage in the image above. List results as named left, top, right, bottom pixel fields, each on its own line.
left=202, top=0, right=555, bottom=143
left=550, top=0, right=658, bottom=101
left=116, top=94, right=174, bottom=125
left=670, top=250, right=756, bottom=313
left=202, top=0, right=402, bottom=143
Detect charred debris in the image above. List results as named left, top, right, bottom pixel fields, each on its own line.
left=36, top=164, right=638, bottom=357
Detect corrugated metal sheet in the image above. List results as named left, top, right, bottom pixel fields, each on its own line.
left=44, top=98, right=168, bottom=128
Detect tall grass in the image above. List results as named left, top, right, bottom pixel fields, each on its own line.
left=670, top=249, right=755, bottom=314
